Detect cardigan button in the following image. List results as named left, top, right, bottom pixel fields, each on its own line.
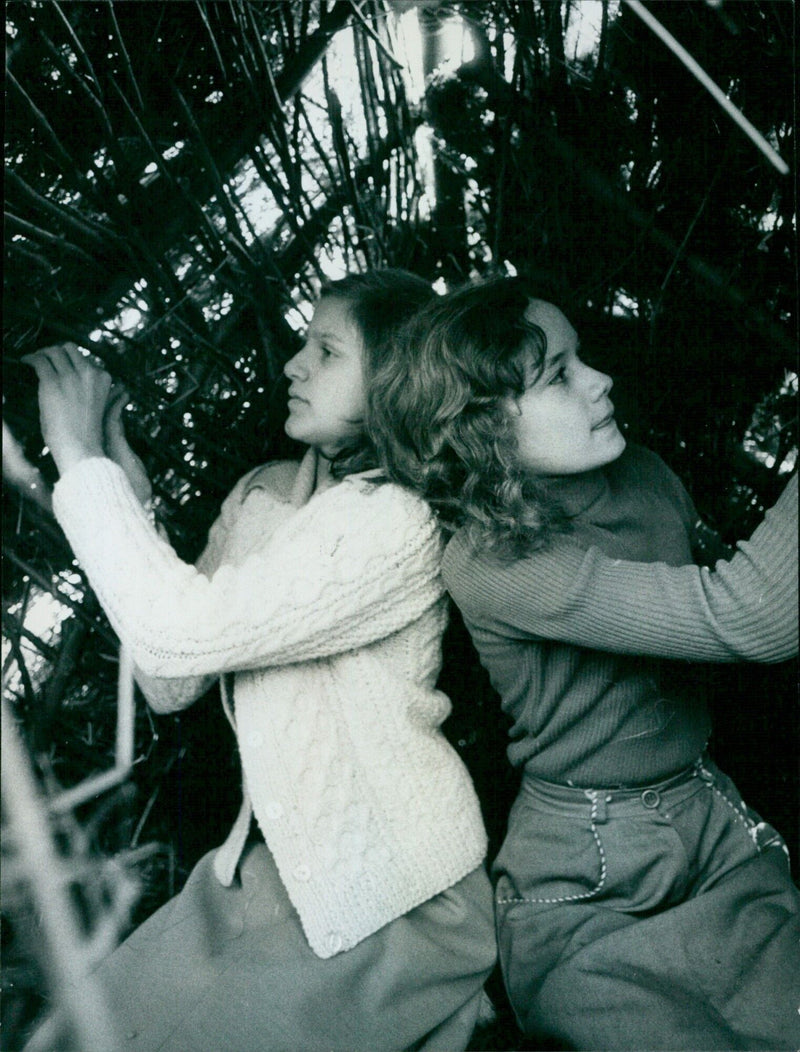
left=325, top=931, right=343, bottom=954
left=294, top=863, right=311, bottom=882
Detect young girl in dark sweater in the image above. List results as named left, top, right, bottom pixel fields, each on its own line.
left=371, top=276, right=798, bottom=1051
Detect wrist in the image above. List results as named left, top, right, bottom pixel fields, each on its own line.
left=51, top=442, right=106, bottom=477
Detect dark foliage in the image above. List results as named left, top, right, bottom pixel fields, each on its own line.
left=3, top=3, right=797, bottom=1049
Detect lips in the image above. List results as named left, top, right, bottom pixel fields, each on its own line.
left=287, top=389, right=309, bottom=405
left=592, top=411, right=615, bottom=431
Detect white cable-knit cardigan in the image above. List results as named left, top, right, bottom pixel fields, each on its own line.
left=52, top=449, right=487, bottom=958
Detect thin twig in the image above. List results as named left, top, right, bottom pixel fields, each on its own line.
left=5, top=169, right=129, bottom=251
left=1, top=614, right=38, bottom=709
left=349, top=1, right=404, bottom=70
left=194, top=0, right=228, bottom=80
left=49, top=647, right=136, bottom=815
left=51, top=0, right=104, bottom=100
left=5, top=212, right=102, bottom=268
left=624, top=0, right=789, bottom=175
left=2, top=696, right=124, bottom=1052
left=6, top=71, right=97, bottom=199
left=106, top=0, right=146, bottom=112
left=3, top=552, right=118, bottom=649
left=657, top=165, right=721, bottom=307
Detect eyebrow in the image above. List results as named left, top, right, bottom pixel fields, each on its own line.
left=545, top=338, right=580, bottom=367
left=542, top=350, right=567, bottom=376
left=309, top=329, right=346, bottom=345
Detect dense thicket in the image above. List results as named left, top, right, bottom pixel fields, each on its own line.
left=3, top=3, right=796, bottom=1049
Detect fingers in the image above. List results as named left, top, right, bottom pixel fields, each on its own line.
left=22, top=343, right=108, bottom=380
left=20, top=349, right=58, bottom=379
left=107, top=382, right=131, bottom=410
left=103, top=390, right=129, bottom=440
left=22, top=342, right=82, bottom=374
left=104, top=384, right=132, bottom=423
left=22, top=346, right=116, bottom=410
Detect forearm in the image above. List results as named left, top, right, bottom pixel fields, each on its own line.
left=131, top=482, right=239, bottom=710
left=556, top=493, right=796, bottom=662
left=134, top=667, right=217, bottom=714
left=52, top=458, right=443, bottom=678
left=449, top=474, right=798, bottom=663
left=544, top=473, right=797, bottom=661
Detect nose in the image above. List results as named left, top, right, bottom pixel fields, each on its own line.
left=583, top=362, right=613, bottom=400
left=284, top=346, right=309, bottom=381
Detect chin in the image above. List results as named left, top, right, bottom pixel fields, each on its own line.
left=609, top=431, right=627, bottom=458
left=601, top=446, right=626, bottom=470
left=601, top=424, right=626, bottom=454
left=284, top=418, right=306, bottom=443
left=588, top=433, right=626, bottom=472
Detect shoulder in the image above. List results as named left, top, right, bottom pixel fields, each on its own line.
left=343, top=473, right=435, bottom=514
left=213, top=461, right=301, bottom=526
left=279, top=477, right=443, bottom=581
left=443, top=526, right=541, bottom=612
left=327, top=475, right=439, bottom=539
left=238, top=460, right=301, bottom=502
left=444, top=524, right=600, bottom=630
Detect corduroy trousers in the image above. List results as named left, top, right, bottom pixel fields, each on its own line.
left=494, top=756, right=800, bottom=1051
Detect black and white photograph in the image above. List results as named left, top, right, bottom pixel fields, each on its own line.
left=2, top=2, right=797, bottom=1050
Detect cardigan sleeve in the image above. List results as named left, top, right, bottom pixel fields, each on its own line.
left=130, top=467, right=272, bottom=713
left=52, top=458, right=443, bottom=679
left=443, top=473, right=797, bottom=664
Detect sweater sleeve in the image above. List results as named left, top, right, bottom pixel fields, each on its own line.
left=130, top=468, right=268, bottom=713
left=52, top=458, right=443, bottom=678
left=444, top=473, right=797, bottom=664
left=653, top=455, right=733, bottom=564
left=132, top=660, right=217, bottom=714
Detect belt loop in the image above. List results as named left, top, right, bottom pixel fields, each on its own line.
left=586, top=789, right=611, bottom=824
left=694, top=756, right=715, bottom=785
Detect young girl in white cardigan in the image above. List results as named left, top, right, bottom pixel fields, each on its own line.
left=23, top=270, right=495, bottom=1052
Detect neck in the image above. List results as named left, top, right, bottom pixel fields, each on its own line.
left=541, top=468, right=609, bottom=519
left=313, top=451, right=339, bottom=494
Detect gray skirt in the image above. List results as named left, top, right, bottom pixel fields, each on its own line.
left=93, top=843, right=496, bottom=1052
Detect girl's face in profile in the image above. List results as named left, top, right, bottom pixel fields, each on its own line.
left=283, top=296, right=366, bottom=457
left=505, top=299, right=627, bottom=477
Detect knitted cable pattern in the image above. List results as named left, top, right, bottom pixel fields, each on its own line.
left=52, top=457, right=488, bottom=957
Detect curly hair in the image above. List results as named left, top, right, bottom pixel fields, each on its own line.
left=315, top=269, right=435, bottom=479
left=369, top=276, right=571, bottom=557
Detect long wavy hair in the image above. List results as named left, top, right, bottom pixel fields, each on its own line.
left=369, top=275, right=572, bottom=557
left=316, top=269, right=435, bottom=479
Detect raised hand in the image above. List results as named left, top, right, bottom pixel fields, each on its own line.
left=103, top=384, right=153, bottom=506
left=22, top=343, right=112, bottom=477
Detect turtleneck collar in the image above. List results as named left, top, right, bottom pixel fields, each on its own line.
left=541, top=467, right=611, bottom=521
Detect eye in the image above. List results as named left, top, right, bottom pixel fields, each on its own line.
left=548, top=365, right=568, bottom=385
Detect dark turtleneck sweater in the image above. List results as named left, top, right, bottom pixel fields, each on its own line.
left=443, top=446, right=797, bottom=788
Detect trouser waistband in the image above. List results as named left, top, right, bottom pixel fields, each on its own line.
left=520, top=755, right=717, bottom=821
